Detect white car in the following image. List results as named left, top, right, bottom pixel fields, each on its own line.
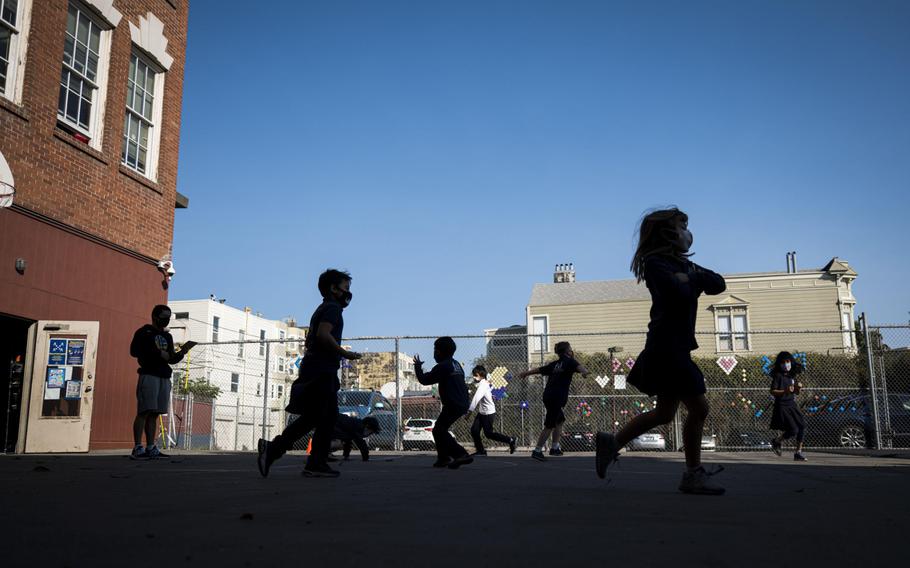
left=402, top=418, right=456, bottom=450
left=628, top=431, right=667, bottom=451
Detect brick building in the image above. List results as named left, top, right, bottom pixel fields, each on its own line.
left=0, top=0, right=189, bottom=452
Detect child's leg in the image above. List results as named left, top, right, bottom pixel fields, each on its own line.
left=551, top=421, right=565, bottom=448
left=681, top=395, right=709, bottom=469
left=535, top=428, right=552, bottom=450
left=434, top=406, right=468, bottom=459
left=614, top=396, right=679, bottom=448
left=470, top=415, right=484, bottom=453
left=481, top=414, right=512, bottom=444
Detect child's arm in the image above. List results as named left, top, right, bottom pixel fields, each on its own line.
left=576, top=362, right=591, bottom=378
left=468, top=383, right=485, bottom=413
left=690, top=263, right=727, bottom=296
left=414, top=355, right=440, bottom=386
left=515, top=367, right=544, bottom=380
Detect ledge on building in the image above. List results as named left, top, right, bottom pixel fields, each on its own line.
left=175, top=191, right=189, bottom=209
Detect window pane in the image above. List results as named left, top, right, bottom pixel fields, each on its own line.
left=1, top=0, right=18, bottom=27
left=67, top=5, right=77, bottom=36
left=129, top=55, right=137, bottom=83
left=63, top=36, right=75, bottom=64
left=78, top=94, right=91, bottom=128
left=720, top=337, right=733, bottom=351
left=88, top=23, right=100, bottom=53
left=717, top=315, right=731, bottom=333
left=732, top=315, right=746, bottom=333
left=66, top=89, right=79, bottom=122
left=139, top=122, right=149, bottom=147
left=0, top=28, right=10, bottom=93
left=143, top=93, right=154, bottom=120
left=76, top=12, right=89, bottom=46
left=86, top=52, right=98, bottom=81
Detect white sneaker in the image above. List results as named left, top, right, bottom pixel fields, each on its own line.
left=679, top=466, right=726, bottom=495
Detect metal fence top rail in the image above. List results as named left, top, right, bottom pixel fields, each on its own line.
left=184, top=327, right=882, bottom=347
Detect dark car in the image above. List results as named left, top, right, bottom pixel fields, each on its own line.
left=366, top=411, right=399, bottom=451
left=560, top=430, right=595, bottom=451
left=803, top=393, right=910, bottom=448
left=338, top=390, right=393, bottom=420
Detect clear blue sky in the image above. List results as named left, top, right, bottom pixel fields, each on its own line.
left=171, top=0, right=910, bottom=335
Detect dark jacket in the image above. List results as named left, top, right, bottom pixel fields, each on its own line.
left=642, top=255, right=726, bottom=353
left=334, top=414, right=371, bottom=461
left=416, top=358, right=469, bottom=410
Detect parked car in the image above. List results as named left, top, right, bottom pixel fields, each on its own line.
left=338, top=390, right=392, bottom=420
left=367, top=411, right=399, bottom=451
left=678, top=433, right=718, bottom=452
left=628, top=431, right=667, bottom=451
left=560, top=430, right=595, bottom=451
left=732, top=432, right=773, bottom=450
left=403, top=418, right=436, bottom=450
left=802, top=393, right=910, bottom=448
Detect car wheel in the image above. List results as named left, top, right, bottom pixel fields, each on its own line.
left=839, top=425, right=866, bottom=448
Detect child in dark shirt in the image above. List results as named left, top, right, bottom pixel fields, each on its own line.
left=595, top=208, right=728, bottom=495
left=415, top=337, right=473, bottom=469
left=517, top=342, right=589, bottom=461
left=768, top=351, right=807, bottom=461
left=328, top=415, right=380, bottom=462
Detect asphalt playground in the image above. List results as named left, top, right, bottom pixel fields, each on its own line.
left=1, top=450, right=906, bottom=568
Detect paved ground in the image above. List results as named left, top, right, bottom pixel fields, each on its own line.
left=1, top=450, right=907, bottom=567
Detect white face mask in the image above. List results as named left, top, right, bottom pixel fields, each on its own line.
left=782, top=362, right=792, bottom=372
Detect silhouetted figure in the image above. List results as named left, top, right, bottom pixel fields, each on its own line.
left=257, top=269, right=362, bottom=479
left=768, top=351, right=807, bottom=461
left=415, top=337, right=473, bottom=469
left=517, top=342, right=589, bottom=461
left=595, top=208, right=728, bottom=495
left=328, top=415, right=380, bottom=462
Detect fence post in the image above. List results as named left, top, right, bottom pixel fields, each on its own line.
left=861, top=313, right=883, bottom=450
left=395, top=338, right=402, bottom=451
left=210, top=399, right=216, bottom=451
left=262, top=341, right=271, bottom=443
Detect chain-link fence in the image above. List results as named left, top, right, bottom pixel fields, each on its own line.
left=162, top=321, right=910, bottom=453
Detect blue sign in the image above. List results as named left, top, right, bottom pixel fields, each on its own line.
left=48, top=339, right=67, bottom=365
left=66, top=340, right=85, bottom=366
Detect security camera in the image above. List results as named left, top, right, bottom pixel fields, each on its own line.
left=157, top=260, right=176, bottom=277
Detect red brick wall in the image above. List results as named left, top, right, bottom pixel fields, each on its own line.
left=0, top=1, right=190, bottom=450
left=1, top=0, right=189, bottom=260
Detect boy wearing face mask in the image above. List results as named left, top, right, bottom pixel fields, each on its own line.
left=129, top=305, right=197, bottom=459
left=258, top=269, right=362, bottom=478
left=466, top=365, right=516, bottom=456
left=414, top=337, right=474, bottom=469
left=769, top=351, right=807, bottom=461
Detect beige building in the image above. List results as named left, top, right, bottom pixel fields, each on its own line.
left=350, top=352, right=417, bottom=391
left=526, top=258, right=858, bottom=361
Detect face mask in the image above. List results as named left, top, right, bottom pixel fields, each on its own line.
left=334, top=289, right=352, bottom=308
left=680, top=229, right=694, bottom=251
left=782, top=362, right=792, bottom=372
left=154, top=313, right=171, bottom=328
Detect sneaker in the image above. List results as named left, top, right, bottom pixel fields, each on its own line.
left=257, top=439, right=275, bottom=478
left=508, top=437, right=517, bottom=455
left=678, top=466, right=726, bottom=496
left=302, top=465, right=341, bottom=478
left=531, top=449, right=547, bottom=462
left=548, top=447, right=564, bottom=457
left=794, top=452, right=807, bottom=462
left=326, top=455, right=339, bottom=463
left=471, top=450, right=487, bottom=457
left=771, top=439, right=782, bottom=457
left=432, top=457, right=453, bottom=468
left=146, top=446, right=169, bottom=459
left=129, top=446, right=148, bottom=460
left=595, top=432, right=620, bottom=479
left=447, top=454, right=474, bottom=469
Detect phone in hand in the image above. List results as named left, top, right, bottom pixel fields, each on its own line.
left=181, top=340, right=198, bottom=351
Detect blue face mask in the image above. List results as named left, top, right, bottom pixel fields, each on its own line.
left=782, top=362, right=792, bottom=373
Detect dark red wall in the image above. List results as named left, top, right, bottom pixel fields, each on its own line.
left=0, top=208, right=166, bottom=449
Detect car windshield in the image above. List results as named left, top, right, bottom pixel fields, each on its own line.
left=408, top=420, right=432, bottom=428
left=338, top=391, right=371, bottom=407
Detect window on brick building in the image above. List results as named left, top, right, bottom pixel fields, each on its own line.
left=121, top=51, right=162, bottom=177
left=1, top=0, right=32, bottom=103
left=57, top=1, right=114, bottom=148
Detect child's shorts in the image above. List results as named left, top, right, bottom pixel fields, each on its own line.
left=543, top=401, right=566, bottom=429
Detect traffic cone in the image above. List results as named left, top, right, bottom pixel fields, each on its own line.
left=306, top=438, right=312, bottom=454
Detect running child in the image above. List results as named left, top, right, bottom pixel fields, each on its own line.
left=768, top=351, right=807, bottom=461
left=594, top=208, right=728, bottom=495
left=327, top=415, right=380, bottom=462
left=257, top=269, right=362, bottom=478
left=466, top=365, right=516, bottom=456
left=516, top=341, right=590, bottom=461
left=415, top=337, right=473, bottom=469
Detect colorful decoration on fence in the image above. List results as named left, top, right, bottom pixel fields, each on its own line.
left=491, top=387, right=508, bottom=401
left=760, top=355, right=774, bottom=375
left=793, top=352, right=808, bottom=369
left=614, top=375, right=626, bottom=390
left=716, top=355, right=738, bottom=375
left=625, top=357, right=636, bottom=370
left=595, top=375, right=610, bottom=389
left=489, top=366, right=510, bottom=389
left=576, top=401, right=592, bottom=418
left=611, top=358, right=622, bottom=374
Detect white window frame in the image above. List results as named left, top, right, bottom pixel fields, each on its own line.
left=278, top=356, right=285, bottom=373
left=530, top=315, right=549, bottom=353
left=212, top=316, right=220, bottom=343
left=230, top=372, right=239, bottom=393
left=121, top=49, right=164, bottom=180
left=841, top=309, right=855, bottom=350
left=0, top=0, right=34, bottom=104
left=57, top=0, right=116, bottom=151
left=714, top=306, right=751, bottom=353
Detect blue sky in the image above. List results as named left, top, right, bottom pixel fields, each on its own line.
left=171, top=0, right=910, bottom=335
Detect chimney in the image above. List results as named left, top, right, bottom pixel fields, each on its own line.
left=553, top=262, right=576, bottom=284
left=791, top=251, right=797, bottom=273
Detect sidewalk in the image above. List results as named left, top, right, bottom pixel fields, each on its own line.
left=1, top=451, right=906, bottom=567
